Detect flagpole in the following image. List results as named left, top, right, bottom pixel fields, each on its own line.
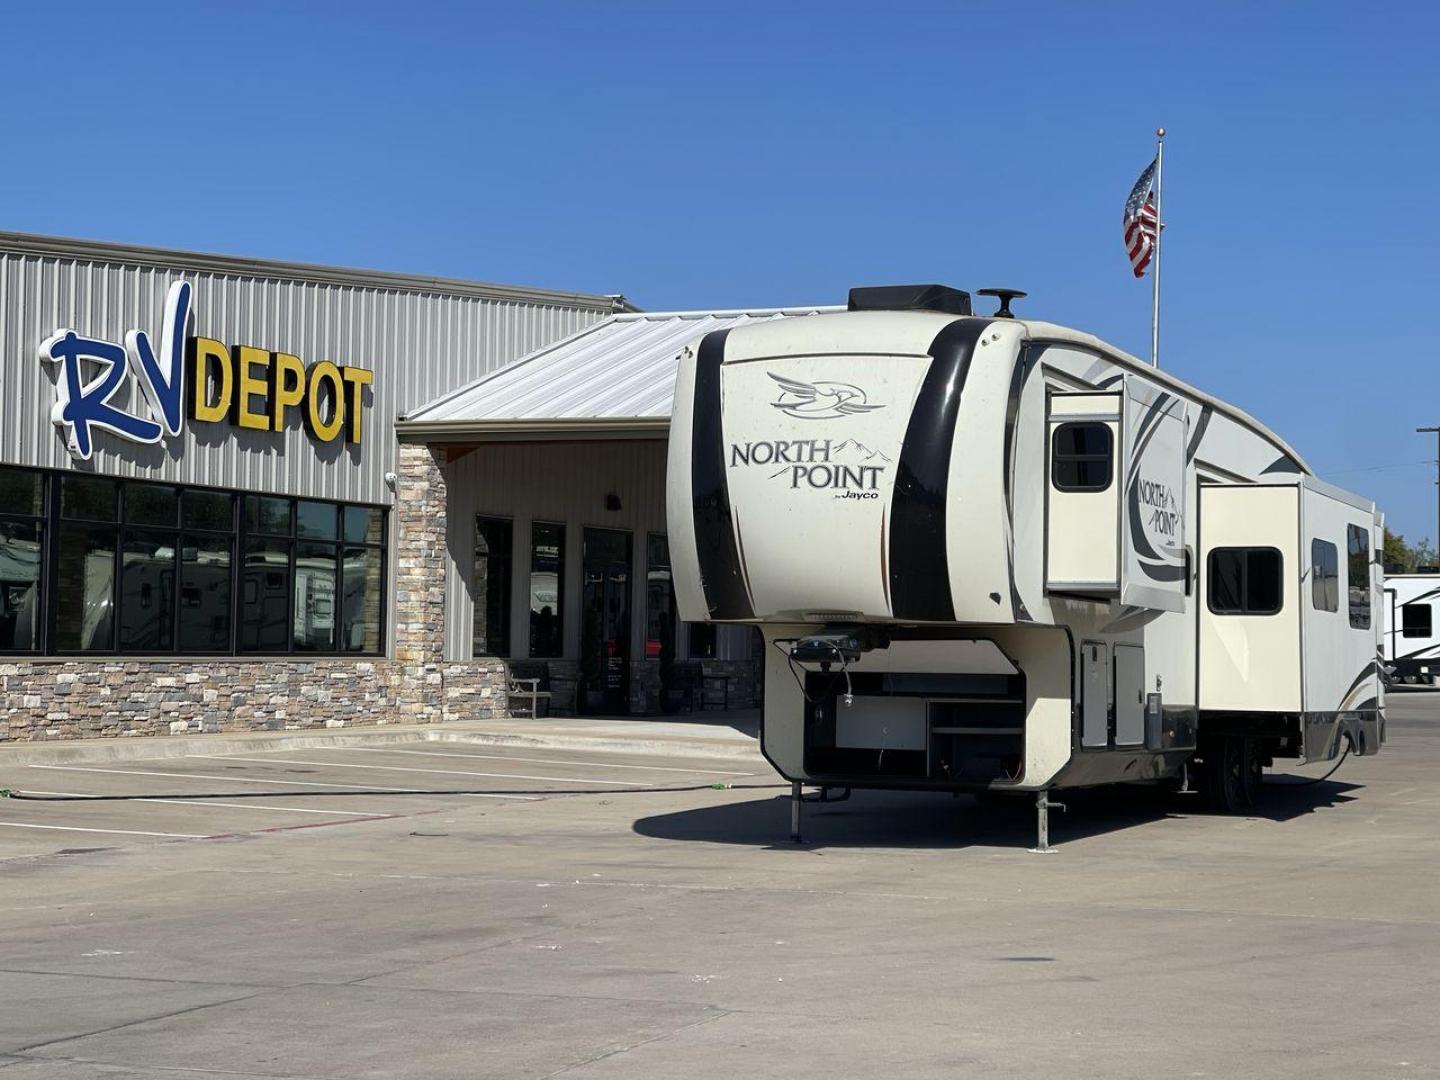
left=1150, top=127, right=1165, bottom=368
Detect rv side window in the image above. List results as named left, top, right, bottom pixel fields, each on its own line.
left=1310, top=539, right=1338, bottom=612
left=1402, top=602, right=1432, bottom=639
left=1051, top=423, right=1113, bottom=492
left=1207, top=547, right=1283, bottom=616
left=1346, top=525, right=1371, bottom=629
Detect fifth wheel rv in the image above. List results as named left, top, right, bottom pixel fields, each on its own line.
left=1383, top=573, right=1440, bottom=684
left=665, top=284, right=1384, bottom=846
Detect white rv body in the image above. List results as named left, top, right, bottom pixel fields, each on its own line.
left=1383, top=573, right=1440, bottom=683
left=666, top=295, right=1384, bottom=811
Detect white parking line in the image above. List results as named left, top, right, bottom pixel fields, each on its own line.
left=186, top=754, right=649, bottom=787
left=17, top=790, right=392, bottom=817
left=25, top=764, right=539, bottom=800
left=0, top=822, right=205, bottom=839
left=336, top=746, right=754, bottom=776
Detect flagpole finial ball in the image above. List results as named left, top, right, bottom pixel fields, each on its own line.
left=1156, top=127, right=1166, bottom=137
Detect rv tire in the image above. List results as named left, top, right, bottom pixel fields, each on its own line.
left=1200, top=734, right=1262, bottom=814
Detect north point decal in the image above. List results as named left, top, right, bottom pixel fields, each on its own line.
left=1134, top=476, right=1180, bottom=539
left=729, top=438, right=893, bottom=498
left=40, top=280, right=374, bottom=461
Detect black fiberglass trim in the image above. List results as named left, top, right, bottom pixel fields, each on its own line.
left=889, top=318, right=993, bottom=620
left=690, top=329, right=754, bottom=619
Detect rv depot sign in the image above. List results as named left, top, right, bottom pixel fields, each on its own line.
left=40, top=281, right=374, bottom=460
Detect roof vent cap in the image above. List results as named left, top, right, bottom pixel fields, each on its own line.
left=847, top=284, right=971, bottom=316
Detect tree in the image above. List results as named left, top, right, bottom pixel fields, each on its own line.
left=1383, top=528, right=1436, bottom=573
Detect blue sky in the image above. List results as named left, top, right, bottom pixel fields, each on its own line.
left=4, top=2, right=1437, bottom=539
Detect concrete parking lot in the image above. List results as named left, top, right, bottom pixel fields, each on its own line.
left=2, top=698, right=1438, bottom=1079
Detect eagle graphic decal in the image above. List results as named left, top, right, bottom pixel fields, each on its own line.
left=768, top=372, right=885, bottom=419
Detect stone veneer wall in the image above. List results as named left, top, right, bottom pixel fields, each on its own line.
left=0, top=444, right=507, bottom=743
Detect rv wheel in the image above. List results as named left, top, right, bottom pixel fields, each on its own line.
left=1200, top=735, right=1262, bottom=814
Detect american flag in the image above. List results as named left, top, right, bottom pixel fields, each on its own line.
left=1123, top=158, right=1159, bottom=278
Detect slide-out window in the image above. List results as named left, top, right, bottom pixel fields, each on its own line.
left=1347, top=525, right=1372, bottom=630
left=1208, top=547, right=1283, bottom=616
left=1402, top=602, right=1433, bottom=639
left=1051, top=422, right=1113, bottom=492
left=1311, top=539, right=1338, bottom=612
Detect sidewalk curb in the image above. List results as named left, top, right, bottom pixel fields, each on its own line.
left=0, top=724, right=762, bottom=767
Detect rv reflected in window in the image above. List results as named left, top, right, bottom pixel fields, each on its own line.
left=1311, top=539, right=1338, bottom=613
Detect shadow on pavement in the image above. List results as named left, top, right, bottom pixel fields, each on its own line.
left=632, top=779, right=1364, bottom=851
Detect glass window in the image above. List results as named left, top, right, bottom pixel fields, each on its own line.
left=1402, top=602, right=1433, bottom=639
left=183, top=490, right=234, bottom=531
left=340, top=544, right=383, bottom=652
left=1347, top=525, right=1371, bottom=629
left=1207, top=547, right=1283, bottom=616
left=246, top=495, right=292, bottom=536
left=240, top=538, right=291, bottom=651
left=0, top=475, right=383, bottom=657
left=529, top=522, right=565, bottom=658
left=1311, top=539, right=1338, bottom=613
left=344, top=505, right=384, bottom=545
left=1051, top=422, right=1114, bottom=492
left=55, top=524, right=117, bottom=650
left=646, top=534, right=676, bottom=666
left=125, top=484, right=179, bottom=527
left=0, top=467, right=45, bottom=653
left=474, top=516, right=512, bottom=657
left=296, top=501, right=339, bottom=540
left=62, top=475, right=118, bottom=521
left=118, top=530, right=177, bottom=651
left=0, top=467, right=43, bottom=516
left=294, top=541, right=339, bottom=651
left=0, top=520, right=43, bottom=651
left=180, top=534, right=233, bottom=652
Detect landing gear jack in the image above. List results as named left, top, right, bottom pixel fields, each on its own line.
left=1029, top=790, right=1066, bottom=853
left=790, top=781, right=802, bottom=842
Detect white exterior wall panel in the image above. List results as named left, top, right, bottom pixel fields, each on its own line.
left=0, top=238, right=611, bottom=507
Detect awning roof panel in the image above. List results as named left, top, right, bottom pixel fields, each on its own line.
left=401, top=306, right=840, bottom=432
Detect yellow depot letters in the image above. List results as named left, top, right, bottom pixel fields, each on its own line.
left=188, top=337, right=374, bottom=444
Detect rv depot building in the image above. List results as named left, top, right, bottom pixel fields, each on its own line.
left=0, top=231, right=794, bottom=742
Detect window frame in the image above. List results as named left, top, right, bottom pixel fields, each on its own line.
left=1346, top=524, right=1372, bottom=630
left=1207, top=546, right=1285, bottom=617
left=1050, top=421, right=1115, bottom=494
left=0, top=465, right=386, bottom=658
left=473, top=514, right=514, bottom=659
left=1402, top=601, right=1433, bottom=639
left=0, top=467, right=48, bottom=654
left=1310, top=538, right=1339, bottom=613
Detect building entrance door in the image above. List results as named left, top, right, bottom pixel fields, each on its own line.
left=581, top=528, right=633, bottom=713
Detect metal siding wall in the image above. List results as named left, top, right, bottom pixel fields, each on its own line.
left=443, top=441, right=670, bottom=661
left=1, top=250, right=604, bottom=507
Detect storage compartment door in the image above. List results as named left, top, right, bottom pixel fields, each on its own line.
left=1081, top=640, right=1110, bottom=747
left=1199, top=485, right=1302, bottom=712
left=1113, top=644, right=1145, bottom=746
left=1046, top=393, right=1121, bottom=595
left=1120, top=378, right=1188, bottom=613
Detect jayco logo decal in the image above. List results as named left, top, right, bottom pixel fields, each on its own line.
left=769, top=372, right=885, bottom=419
left=39, top=281, right=374, bottom=461
left=729, top=438, right=893, bottom=498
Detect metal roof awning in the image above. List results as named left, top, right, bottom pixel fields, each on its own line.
left=397, top=305, right=840, bottom=442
